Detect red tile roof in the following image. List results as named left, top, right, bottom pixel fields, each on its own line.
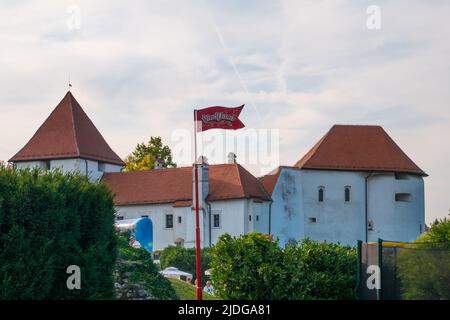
left=259, top=167, right=283, bottom=196
left=102, top=163, right=271, bottom=206
left=294, top=125, right=426, bottom=176
left=9, top=92, right=125, bottom=166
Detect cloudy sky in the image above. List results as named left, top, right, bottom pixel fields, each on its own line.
left=0, top=0, right=449, bottom=222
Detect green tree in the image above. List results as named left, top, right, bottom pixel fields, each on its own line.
left=124, top=136, right=176, bottom=171
left=397, top=215, right=450, bottom=300
left=210, top=233, right=285, bottom=300
left=0, top=166, right=117, bottom=299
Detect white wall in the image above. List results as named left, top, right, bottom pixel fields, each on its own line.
left=14, top=158, right=122, bottom=181
left=301, top=170, right=366, bottom=246
left=116, top=204, right=195, bottom=251
left=270, top=168, right=304, bottom=247
left=270, top=169, right=425, bottom=247
left=367, top=173, right=425, bottom=242
left=116, top=198, right=271, bottom=251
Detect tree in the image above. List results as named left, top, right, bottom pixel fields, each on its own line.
left=124, top=136, right=176, bottom=171
left=397, top=215, right=450, bottom=299
left=0, top=166, right=117, bottom=299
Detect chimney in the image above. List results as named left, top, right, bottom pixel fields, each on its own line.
left=193, top=156, right=209, bottom=209
left=227, top=152, right=237, bottom=164
left=154, top=159, right=163, bottom=170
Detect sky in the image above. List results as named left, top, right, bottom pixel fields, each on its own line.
left=0, top=0, right=449, bottom=223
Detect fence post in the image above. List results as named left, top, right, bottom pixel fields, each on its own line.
left=357, top=240, right=362, bottom=299
left=377, top=238, right=383, bottom=300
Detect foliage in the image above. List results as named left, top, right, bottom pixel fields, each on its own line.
left=0, top=166, right=117, bottom=299
left=397, top=215, right=450, bottom=300
left=210, top=233, right=357, bottom=300
left=210, top=233, right=285, bottom=300
left=124, top=136, right=176, bottom=171
left=116, top=233, right=178, bottom=300
left=159, top=246, right=213, bottom=286
left=283, top=239, right=357, bottom=299
left=168, top=278, right=220, bottom=300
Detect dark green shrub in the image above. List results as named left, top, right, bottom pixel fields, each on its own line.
left=209, top=233, right=356, bottom=300
left=0, top=167, right=117, bottom=299
left=397, top=216, right=450, bottom=300
left=116, top=233, right=177, bottom=300
left=283, top=239, right=357, bottom=299
left=210, top=233, right=285, bottom=299
left=159, top=246, right=213, bottom=286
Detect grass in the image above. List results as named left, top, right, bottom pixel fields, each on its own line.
left=168, top=278, right=221, bottom=300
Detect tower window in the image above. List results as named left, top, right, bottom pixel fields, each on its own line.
left=318, top=186, right=325, bottom=202
left=344, top=186, right=351, bottom=203
left=308, top=217, right=317, bottom=223
left=395, top=193, right=412, bottom=202
left=213, top=214, right=220, bottom=228
left=165, top=214, right=173, bottom=228
left=178, top=216, right=182, bottom=224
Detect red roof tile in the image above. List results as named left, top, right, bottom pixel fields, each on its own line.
left=294, top=125, right=426, bottom=176
left=259, top=167, right=282, bottom=196
left=102, top=164, right=271, bottom=206
left=9, top=92, right=125, bottom=166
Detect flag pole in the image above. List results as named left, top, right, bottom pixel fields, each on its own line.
left=193, top=109, right=202, bottom=300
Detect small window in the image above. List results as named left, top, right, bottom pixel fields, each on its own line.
left=178, top=216, right=182, bottom=224
left=318, top=187, right=325, bottom=202
left=308, top=217, right=317, bottom=223
left=344, top=186, right=351, bottom=203
left=395, top=173, right=409, bottom=180
left=165, top=214, right=174, bottom=228
left=256, top=215, right=260, bottom=222
left=395, top=193, right=412, bottom=202
left=213, top=214, right=220, bottom=228
left=368, top=220, right=374, bottom=231
left=141, top=215, right=148, bottom=218
left=249, top=215, right=252, bottom=222
left=116, top=216, right=124, bottom=221
left=45, top=160, right=51, bottom=170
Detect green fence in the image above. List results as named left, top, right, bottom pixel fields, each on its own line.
left=357, top=239, right=450, bottom=300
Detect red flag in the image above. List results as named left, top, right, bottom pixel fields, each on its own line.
left=195, top=105, right=245, bottom=132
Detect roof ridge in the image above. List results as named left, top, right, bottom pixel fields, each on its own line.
left=68, top=92, right=81, bottom=156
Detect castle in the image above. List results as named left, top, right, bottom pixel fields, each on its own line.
left=9, top=92, right=426, bottom=250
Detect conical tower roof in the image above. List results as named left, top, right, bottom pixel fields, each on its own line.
left=9, top=92, right=125, bottom=166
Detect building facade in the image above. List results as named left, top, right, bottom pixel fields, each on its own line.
left=9, top=93, right=427, bottom=250
left=261, top=125, right=427, bottom=247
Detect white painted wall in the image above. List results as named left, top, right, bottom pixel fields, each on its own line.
left=116, top=198, right=271, bottom=251
left=14, top=158, right=122, bottom=181
left=270, top=168, right=425, bottom=247
left=269, top=168, right=304, bottom=247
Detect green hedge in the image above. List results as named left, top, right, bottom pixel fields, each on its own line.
left=159, top=246, right=213, bottom=286
left=0, top=167, right=117, bottom=299
left=210, top=233, right=356, bottom=300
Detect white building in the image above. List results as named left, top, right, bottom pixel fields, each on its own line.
left=9, top=93, right=427, bottom=250
left=260, top=125, right=427, bottom=246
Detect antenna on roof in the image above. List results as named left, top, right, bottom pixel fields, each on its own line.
left=68, top=74, right=72, bottom=91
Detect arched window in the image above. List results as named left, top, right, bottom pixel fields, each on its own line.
left=318, top=186, right=324, bottom=202
left=345, top=186, right=351, bottom=203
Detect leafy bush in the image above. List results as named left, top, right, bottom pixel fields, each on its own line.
left=159, top=246, right=213, bottom=286
left=210, top=233, right=356, bottom=300
left=210, top=233, right=285, bottom=299
left=283, top=239, right=357, bottom=299
left=0, top=167, right=117, bottom=299
left=116, top=233, right=177, bottom=300
left=397, top=216, right=450, bottom=300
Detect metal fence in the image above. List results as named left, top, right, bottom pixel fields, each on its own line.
left=357, top=239, right=450, bottom=300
